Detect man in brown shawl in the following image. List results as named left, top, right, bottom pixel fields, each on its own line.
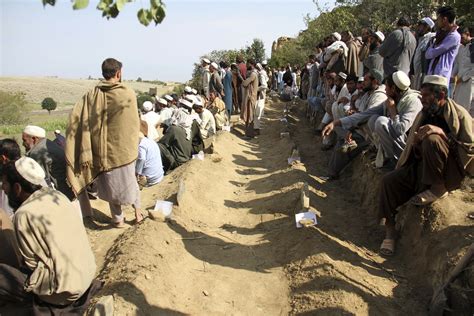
left=65, top=58, right=143, bottom=227
left=378, top=75, right=473, bottom=256
left=241, top=59, right=259, bottom=138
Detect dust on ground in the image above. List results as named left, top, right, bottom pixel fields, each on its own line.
left=84, top=98, right=440, bottom=315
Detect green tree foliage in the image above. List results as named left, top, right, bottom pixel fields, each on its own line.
left=41, top=0, right=166, bottom=27
left=188, top=39, right=267, bottom=92
left=41, top=97, right=57, bottom=114
left=246, top=39, right=266, bottom=63
left=270, top=0, right=472, bottom=69
left=136, top=91, right=155, bottom=111
left=0, top=91, right=27, bottom=125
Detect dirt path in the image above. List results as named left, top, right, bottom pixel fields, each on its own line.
left=85, top=99, right=426, bottom=315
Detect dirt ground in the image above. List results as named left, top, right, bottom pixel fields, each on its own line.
left=82, top=98, right=461, bottom=315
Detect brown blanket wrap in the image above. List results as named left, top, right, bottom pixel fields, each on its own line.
left=65, top=81, right=139, bottom=195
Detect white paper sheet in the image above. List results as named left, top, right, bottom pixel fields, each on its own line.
left=295, top=211, right=317, bottom=228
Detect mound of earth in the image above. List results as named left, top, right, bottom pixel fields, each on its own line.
left=83, top=99, right=472, bottom=315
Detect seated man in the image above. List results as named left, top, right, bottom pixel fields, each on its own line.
left=378, top=75, right=474, bottom=256
left=0, top=139, right=22, bottom=217
left=323, top=71, right=422, bottom=170
left=22, top=125, right=75, bottom=200
left=207, top=91, right=229, bottom=130
left=136, top=125, right=164, bottom=188
left=158, top=107, right=194, bottom=172
left=141, top=100, right=160, bottom=141
left=0, top=157, right=98, bottom=312
left=193, top=100, right=216, bottom=139
left=328, top=70, right=387, bottom=180
left=53, top=130, right=65, bottom=148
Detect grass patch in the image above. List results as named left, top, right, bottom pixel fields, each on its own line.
left=1, top=118, right=68, bottom=137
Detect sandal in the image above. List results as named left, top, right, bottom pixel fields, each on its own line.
left=411, top=190, right=448, bottom=206
left=111, top=220, right=126, bottom=229
left=380, top=239, right=395, bottom=257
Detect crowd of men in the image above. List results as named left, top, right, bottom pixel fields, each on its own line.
left=284, top=6, right=472, bottom=256
left=0, top=4, right=472, bottom=313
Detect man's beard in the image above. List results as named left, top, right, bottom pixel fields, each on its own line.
left=7, top=190, right=22, bottom=211
left=369, top=42, right=377, bottom=51
left=363, top=85, right=373, bottom=93
left=423, top=102, right=441, bottom=115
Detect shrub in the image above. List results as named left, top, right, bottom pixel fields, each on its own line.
left=0, top=91, right=27, bottom=125
left=41, top=97, right=57, bottom=114
left=136, top=91, right=154, bottom=111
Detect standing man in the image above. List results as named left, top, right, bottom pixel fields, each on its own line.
left=209, top=62, right=224, bottom=98
left=65, top=58, right=142, bottom=226
left=201, top=58, right=211, bottom=98
left=425, top=6, right=461, bottom=82
left=241, top=59, right=259, bottom=138
left=22, top=125, right=74, bottom=201
left=222, top=61, right=233, bottom=116
left=452, top=27, right=473, bottom=114
left=412, top=17, right=436, bottom=90
left=379, top=17, right=417, bottom=77
left=363, top=31, right=384, bottom=76
left=254, top=62, right=269, bottom=135
left=342, top=31, right=361, bottom=77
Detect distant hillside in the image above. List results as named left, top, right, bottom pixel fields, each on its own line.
left=0, top=77, right=177, bottom=106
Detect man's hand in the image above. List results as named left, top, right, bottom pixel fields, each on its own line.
left=322, top=122, right=334, bottom=137
left=415, top=124, right=448, bottom=143
left=345, top=131, right=353, bottom=143
left=338, top=97, right=350, bottom=105
left=386, top=97, right=397, bottom=119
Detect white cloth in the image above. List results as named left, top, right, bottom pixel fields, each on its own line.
left=452, top=43, right=474, bottom=112
left=158, top=107, right=173, bottom=124
left=199, top=108, right=216, bottom=139
left=142, top=111, right=160, bottom=141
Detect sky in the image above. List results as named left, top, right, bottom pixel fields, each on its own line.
left=1, top=0, right=329, bottom=82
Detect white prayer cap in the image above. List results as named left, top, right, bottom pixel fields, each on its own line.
left=179, top=98, right=193, bottom=108
left=23, top=125, right=45, bottom=138
left=164, top=95, right=173, bottom=102
left=375, top=31, right=385, bottom=42
left=392, top=71, right=410, bottom=91
left=332, top=32, right=341, bottom=41
left=15, top=157, right=46, bottom=186
left=184, top=86, right=192, bottom=93
left=157, top=98, right=168, bottom=106
left=194, top=98, right=203, bottom=107
left=423, top=75, right=448, bottom=88
left=420, top=17, right=435, bottom=29
left=202, top=58, right=211, bottom=64
left=357, top=76, right=364, bottom=82
left=261, top=60, right=268, bottom=66
left=211, top=62, right=219, bottom=69
left=192, top=88, right=198, bottom=95
left=256, top=63, right=263, bottom=71
left=338, top=72, right=347, bottom=80
left=142, top=101, right=154, bottom=112
left=54, top=129, right=61, bottom=134
left=184, top=95, right=195, bottom=105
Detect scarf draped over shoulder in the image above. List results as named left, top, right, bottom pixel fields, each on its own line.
left=65, top=81, right=139, bottom=195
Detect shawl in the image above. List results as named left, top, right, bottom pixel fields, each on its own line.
left=397, top=98, right=474, bottom=175
left=65, top=81, right=139, bottom=195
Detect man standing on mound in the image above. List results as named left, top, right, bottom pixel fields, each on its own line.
left=378, top=75, right=473, bottom=256
left=65, top=58, right=143, bottom=227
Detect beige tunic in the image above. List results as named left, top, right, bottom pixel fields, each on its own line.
left=241, top=70, right=259, bottom=124
left=14, top=187, right=96, bottom=305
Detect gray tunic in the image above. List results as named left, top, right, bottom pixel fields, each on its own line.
left=26, top=138, right=74, bottom=200
left=379, top=26, right=416, bottom=76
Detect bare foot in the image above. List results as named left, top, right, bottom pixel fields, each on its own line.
left=135, top=209, right=144, bottom=223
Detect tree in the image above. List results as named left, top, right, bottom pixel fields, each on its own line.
left=42, top=97, right=57, bottom=114
left=245, top=39, right=266, bottom=63
left=41, top=0, right=166, bottom=27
